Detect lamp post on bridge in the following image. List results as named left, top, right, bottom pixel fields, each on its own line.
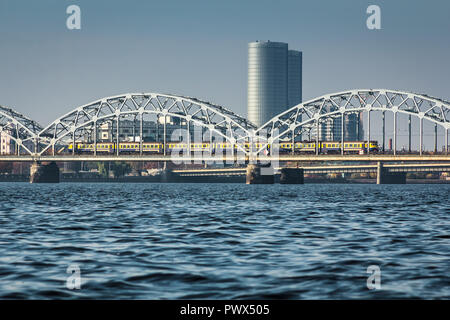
left=367, top=110, right=371, bottom=155
left=393, top=110, right=397, bottom=156
left=341, top=112, right=344, bottom=156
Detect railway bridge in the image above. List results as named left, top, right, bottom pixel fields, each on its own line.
left=0, top=89, right=449, bottom=183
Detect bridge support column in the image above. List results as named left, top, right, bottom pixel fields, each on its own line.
left=376, top=162, right=406, bottom=184
left=279, top=168, right=304, bottom=184
left=30, top=161, right=60, bottom=183
left=246, top=164, right=274, bottom=184
left=160, top=168, right=177, bottom=183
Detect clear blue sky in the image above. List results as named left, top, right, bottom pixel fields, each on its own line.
left=0, top=0, right=449, bottom=149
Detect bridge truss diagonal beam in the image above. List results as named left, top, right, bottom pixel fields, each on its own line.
left=36, top=93, right=256, bottom=156
left=0, top=105, right=43, bottom=155
left=254, top=89, right=450, bottom=156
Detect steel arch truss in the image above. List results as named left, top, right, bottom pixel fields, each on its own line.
left=255, top=89, right=450, bottom=155
left=37, top=93, right=256, bottom=156
left=0, top=105, right=42, bottom=155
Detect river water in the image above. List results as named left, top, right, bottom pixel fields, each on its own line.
left=0, top=182, right=448, bottom=299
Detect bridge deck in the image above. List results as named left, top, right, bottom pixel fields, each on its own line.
left=173, top=163, right=450, bottom=176
left=0, top=154, right=449, bottom=162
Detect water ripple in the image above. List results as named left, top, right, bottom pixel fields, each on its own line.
left=0, top=182, right=449, bottom=299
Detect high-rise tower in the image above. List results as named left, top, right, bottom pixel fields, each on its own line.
left=247, top=41, right=302, bottom=127
left=288, top=50, right=302, bottom=108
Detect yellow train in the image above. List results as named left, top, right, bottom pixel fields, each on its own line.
left=278, top=141, right=379, bottom=154
left=68, top=140, right=379, bottom=154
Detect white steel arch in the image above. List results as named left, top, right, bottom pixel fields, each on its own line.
left=255, top=89, right=450, bottom=155
left=0, top=105, right=42, bottom=155
left=36, top=93, right=256, bottom=156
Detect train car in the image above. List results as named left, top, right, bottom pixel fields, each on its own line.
left=166, top=142, right=211, bottom=153
left=68, top=142, right=163, bottom=153
left=142, top=142, right=163, bottom=153
left=69, top=143, right=115, bottom=153
left=278, top=141, right=379, bottom=154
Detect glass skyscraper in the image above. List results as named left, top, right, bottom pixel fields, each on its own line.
left=247, top=41, right=302, bottom=127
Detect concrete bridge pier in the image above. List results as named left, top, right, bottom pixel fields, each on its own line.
left=376, top=162, right=406, bottom=184
left=30, top=161, right=60, bottom=183
left=246, top=164, right=274, bottom=184
left=279, top=168, right=304, bottom=184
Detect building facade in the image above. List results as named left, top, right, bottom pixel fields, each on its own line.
left=288, top=50, right=302, bottom=108
left=0, top=131, right=12, bottom=154
left=87, top=116, right=214, bottom=144
left=247, top=41, right=302, bottom=127
left=317, top=113, right=364, bottom=141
